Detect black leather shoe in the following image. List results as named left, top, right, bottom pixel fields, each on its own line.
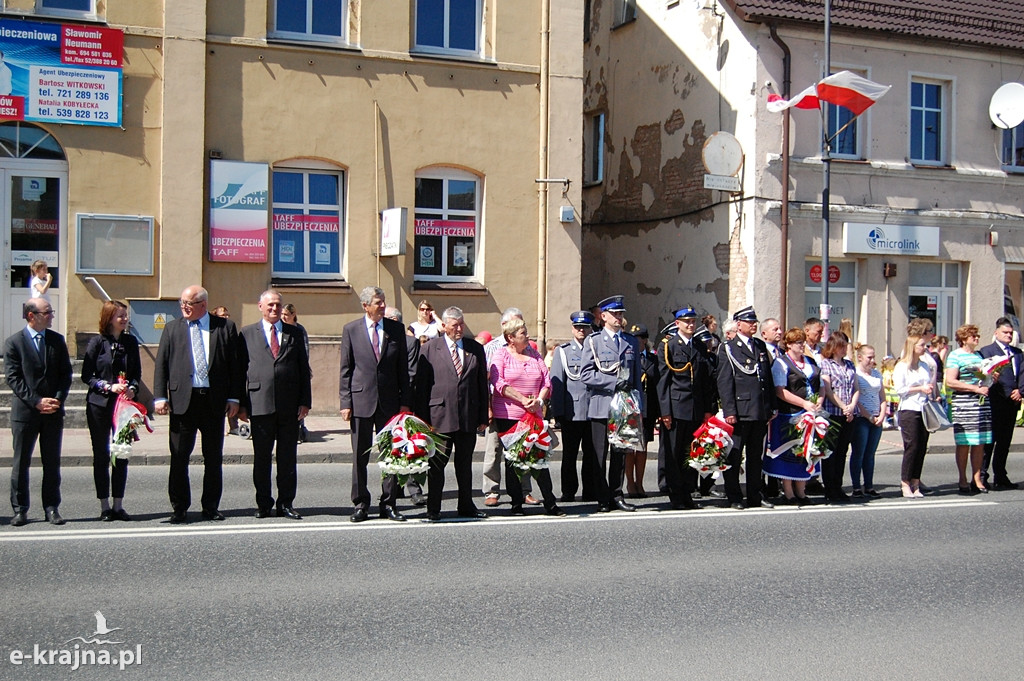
left=380, top=507, right=406, bottom=522
left=410, top=493, right=428, bottom=507
left=559, top=494, right=576, bottom=502
left=424, top=513, right=442, bottom=523
left=350, top=508, right=368, bottom=523
left=596, top=505, right=611, bottom=513
left=169, top=511, right=188, bottom=524
left=10, top=511, right=27, bottom=527
left=100, top=509, right=116, bottom=522
left=458, top=509, right=487, bottom=519
left=546, top=506, right=567, bottom=517
left=613, top=498, right=637, bottom=512
left=730, top=502, right=746, bottom=510
left=510, top=505, right=526, bottom=516
left=758, top=499, right=775, bottom=509
left=254, top=507, right=273, bottom=519
left=993, top=480, right=1019, bottom=491
left=277, top=506, right=302, bottom=520
left=796, top=496, right=813, bottom=507
left=113, top=509, right=131, bottom=521
left=45, top=508, right=65, bottom=525
left=202, top=509, right=225, bottom=521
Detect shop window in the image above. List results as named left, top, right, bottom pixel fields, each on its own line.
left=271, top=167, right=345, bottom=280
left=414, top=0, right=481, bottom=57
left=908, top=261, right=960, bottom=339
left=612, top=0, right=637, bottom=28
left=270, top=0, right=347, bottom=43
left=584, top=112, right=604, bottom=185
left=909, top=78, right=948, bottom=165
left=414, top=168, right=480, bottom=281
left=804, top=259, right=857, bottom=332
left=1002, top=121, right=1024, bottom=173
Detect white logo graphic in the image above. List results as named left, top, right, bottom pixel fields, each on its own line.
left=7, top=611, right=142, bottom=671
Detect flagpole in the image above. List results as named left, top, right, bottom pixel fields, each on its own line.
left=820, top=0, right=832, bottom=338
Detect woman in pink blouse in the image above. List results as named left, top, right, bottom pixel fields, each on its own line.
left=490, top=318, right=565, bottom=517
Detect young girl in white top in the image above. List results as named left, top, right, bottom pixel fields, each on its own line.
left=29, top=260, right=52, bottom=300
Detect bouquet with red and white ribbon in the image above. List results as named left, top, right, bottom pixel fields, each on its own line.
left=974, top=355, right=1011, bottom=404
left=500, top=411, right=558, bottom=479
left=109, top=375, right=153, bottom=465
left=608, top=388, right=644, bottom=450
left=374, top=412, right=446, bottom=485
left=688, top=413, right=734, bottom=479
left=767, top=408, right=840, bottom=474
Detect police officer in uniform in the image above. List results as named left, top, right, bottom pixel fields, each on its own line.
left=550, top=310, right=598, bottom=502
left=580, top=296, right=644, bottom=512
left=717, top=306, right=776, bottom=509
left=657, top=306, right=716, bottom=510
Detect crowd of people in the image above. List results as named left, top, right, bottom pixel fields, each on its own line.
left=4, top=286, right=1021, bottom=527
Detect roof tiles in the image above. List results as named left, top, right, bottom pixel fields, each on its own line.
left=727, top=0, right=1024, bottom=50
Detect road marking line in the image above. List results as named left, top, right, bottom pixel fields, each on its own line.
left=0, top=497, right=998, bottom=542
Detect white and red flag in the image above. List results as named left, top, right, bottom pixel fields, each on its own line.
left=767, top=70, right=891, bottom=115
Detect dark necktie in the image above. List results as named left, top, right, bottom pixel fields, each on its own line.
left=34, top=332, right=45, bottom=367
left=270, top=324, right=280, bottom=359
left=371, top=323, right=380, bottom=360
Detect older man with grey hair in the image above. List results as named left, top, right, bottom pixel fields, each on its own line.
left=481, top=307, right=535, bottom=506
left=340, top=286, right=413, bottom=522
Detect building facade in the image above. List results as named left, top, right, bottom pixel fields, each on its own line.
left=582, top=0, right=1024, bottom=354
left=0, top=0, right=584, bottom=410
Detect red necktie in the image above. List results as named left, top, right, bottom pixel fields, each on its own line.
left=270, top=324, right=280, bottom=358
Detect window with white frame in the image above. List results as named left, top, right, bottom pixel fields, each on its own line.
left=414, top=169, right=480, bottom=280
left=270, top=0, right=347, bottom=44
left=910, top=79, right=947, bottom=165
left=826, top=69, right=866, bottom=159
left=414, top=0, right=481, bottom=57
left=612, top=0, right=637, bottom=28
left=271, top=166, right=345, bottom=279
left=584, top=112, right=605, bottom=184
left=35, top=0, right=96, bottom=18
left=1002, top=122, right=1024, bottom=173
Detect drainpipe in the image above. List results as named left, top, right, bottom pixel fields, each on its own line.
left=536, top=0, right=551, bottom=344
left=769, top=23, right=791, bottom=328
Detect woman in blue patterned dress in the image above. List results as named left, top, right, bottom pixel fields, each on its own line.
left=943, top=324, right=992, bottom=494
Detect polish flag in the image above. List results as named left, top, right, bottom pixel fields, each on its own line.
left=767, top=70, right=891, bottom=115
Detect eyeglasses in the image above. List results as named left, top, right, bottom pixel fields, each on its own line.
left=180, top=299, right=206, bottom=308
left=420, top=307, right=432, bottom=312
left=34, top=309, right=54, bottom=316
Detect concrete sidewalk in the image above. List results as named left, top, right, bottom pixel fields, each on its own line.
left=0, top=415, right=995, bottom=468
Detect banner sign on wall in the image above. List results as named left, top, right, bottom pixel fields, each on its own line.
left=414, top=218, right=476, bottom=237
left=0, top=19, right=123, bottom=127
left=843, top=222, right=940, bottom=256
left=209, top=161, right=269, bottom=263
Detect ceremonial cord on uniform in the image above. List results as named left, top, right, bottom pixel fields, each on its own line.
left=724, top=342, right=759, bottom=376
left=661, top=337, right=693, bottom=379
left=558, top=345, right=583, bottom=381
left=586, top=334, right=621, bottom=374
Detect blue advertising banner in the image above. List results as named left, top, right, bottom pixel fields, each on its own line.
left=0, top=19, right=123, bottom=127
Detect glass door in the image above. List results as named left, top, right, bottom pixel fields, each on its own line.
left=2, top=169, right=66, bottom=337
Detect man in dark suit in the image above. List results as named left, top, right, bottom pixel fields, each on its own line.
left=153, top=285, right=244, bottom=523
left=5, top=298, right=72, bottom=526
left=339, top=286, right=413, bottom=522
left=240, top=290, right=312, bottom=519
left=550, top=310, right=597, bottom=502
left=385, top=306, right=426, bottom=506
left=717, top=306, right=777, bottom=510
left=416, top=306, right=489, bottom=522
left=657, top=305, right=715, bottom=510
left=979, top=317, right=1023, bottom=489
left=580, top=295, right=645, bottom=513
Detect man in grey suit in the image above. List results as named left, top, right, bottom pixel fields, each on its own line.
left=416, top=306, right=489, bottom=522
left=580, top=295, right=644, bottom=513
left=154, top=285, right=244, bottom=523
left=339, top=286, right=412, bottom=522
left=550, top=310, right=597, bottom=502
left=240, top=290, right=312, bottom=519
left=5, top=298, right=72, bottom=526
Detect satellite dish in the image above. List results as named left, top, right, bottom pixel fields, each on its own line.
left=988, top=82, right=1024, bottom=130
left=702, top=131, right=744, bottom=177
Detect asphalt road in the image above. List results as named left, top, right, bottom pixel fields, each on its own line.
left=1, top=454, right=1023, bottom=681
